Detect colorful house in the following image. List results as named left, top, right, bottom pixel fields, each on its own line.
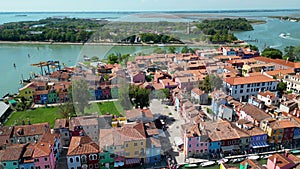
left=47, top=90, right=57, bottom=104
left=33, top=142, right=56, bottom=169
left=102, top=86, right=111, bottom=99
left=67, top=136, right=100, bottom=169
left=19, top=82, right=35, bottom=100
left=95, top=87, right=103, bottom=100
left=99, top=150, right=114, bottom=169
left=111, top=86, right=118, bottom=99
left=54, top=118, right=70, bottom=147
left=240, top=159, right=265, bottom=169
left=145, top=138, right=161, bottom=164
left=33, top=90, right=48, bottom=104
left=19, top=144, right=35, bottom=169
left=267, top=154, right=295, bottom=169
left=39, top=133, right=61, bottom=162
left=182, top=123, right=208, bottom=158
left=0, top=144, right=25, bottom=169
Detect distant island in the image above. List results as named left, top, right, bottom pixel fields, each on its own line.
left=269, top=16, right=300, bottom=22
left=0, top=17, right=256, bottom=44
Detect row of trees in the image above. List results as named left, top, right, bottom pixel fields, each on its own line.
left=197, top=18, right=253, bottom=43
left=0, top=18, right=104, bottom=42
left=261, top=46, right=300, bottom=62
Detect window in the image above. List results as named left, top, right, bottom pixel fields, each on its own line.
left=34, top=159, right=39, bottom=162
left=134, top=142, right=137, bottom=146
left=95, top=163, right=99, bottom=168
left=13, top=162, right=17, bottom=165
left=125, top=144, right=128, bottom=147
left=44, top=157, right=48, bottom=161
left=200, top=150, right=203, bottom=153
left=189, top=144, right=192, bottom=147
left=110, top=154, right=114, bottom=158
left=36, top=167, right=41, bottom=169
left=135, top=151, right=139, bottom=155
left=64, top=133, right=68, bottom=136
left=76, top=157, right=79, bottom=162
left=240, top=90, right=243, bottom=93
left=196, top=144, right=199, bottom=147
left=3, top=163, right=6, bottom=166
left=200, top=143, right=203, bottom=146
left=141, top=142, right=143, bottom=145
left=70, top=158, right=74, bottom=163
left=89, top=164, right=93, bottom=169
left=45, top=165, right=50, bottom=169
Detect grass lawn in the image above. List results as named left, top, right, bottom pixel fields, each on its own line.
left=4, top=107, right=62, bottom=128
left=84, top=101, right=124, bottom=116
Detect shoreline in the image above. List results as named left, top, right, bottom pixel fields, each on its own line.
left=0, top=40, right=235, bottom=47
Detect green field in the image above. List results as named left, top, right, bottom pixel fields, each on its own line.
left=4, top=101, right=124, bottom=128
left=4, top=107, right=62, bottom=128
left=85, top=101, right=124, bottom=116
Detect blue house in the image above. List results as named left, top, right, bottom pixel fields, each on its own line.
left=211, top=96, right=227, bottom=117
left=208, top=141, right=221, bottom=157
left=294, top=127, right=300, bottom=147
left=146, top=138, right=162, bottom=164
left=95, top=87, right=103, bottom=100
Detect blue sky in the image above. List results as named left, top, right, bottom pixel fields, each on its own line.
left=1, top=0, right=300, bottom=12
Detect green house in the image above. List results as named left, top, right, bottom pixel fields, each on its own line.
left=99, top=150, right=114, bottom=169
left=110, top=86, right=118, bottom=99
left=48, top=91, right=58, bottom=104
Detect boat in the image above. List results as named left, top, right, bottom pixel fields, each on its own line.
left=231, top=158, right=244, bottom=163
left=217, top=158, right=228, bottom=164
left=184, top=164, right=198, bottom=168
left=248, top=155, right=260, bottom=160
left=263, top=154, right=271, bottom=159
left=200, top=161, right=215, bottom=167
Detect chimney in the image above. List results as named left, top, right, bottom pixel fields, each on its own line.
left=285, top=150, right=289, bottom=157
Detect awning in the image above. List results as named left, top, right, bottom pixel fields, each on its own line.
left=251, top=141, right=269, bottom=148
left=221, top=145, right=240, bottom=152
left=174, top=137, right=184, bottom=146
left=125, top=158, right=140, bottom=165
left=114, top=161, right=124, bottom=167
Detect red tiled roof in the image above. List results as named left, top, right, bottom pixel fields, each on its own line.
left=0, top=144, right=25, bottom=161
left=13, top=122, right=50, bottom=137
left=54, top=118, right=68, bottom=129
left=67, top=136, right=100, bottom=156
left=241, top=104, right=271, bottom=122
left=33, top=142, right=52, bottom=158
left=191, top=87, right=205, bottom=96
left=268, top=154, right=295, bottom=168
left=224, top=75, right=277, bottom=85
left=258, top=91, right=276, bottom=100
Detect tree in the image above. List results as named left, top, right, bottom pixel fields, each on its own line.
left=278, top=81, right=287, bottom=93
left=58, top=101, right=76, bottom=119
left=261, top=48, right=283, bottom=59
left=71, top=79, right=91, bottom=115
left=129, top=85, right=151, bottom=109
left=91, top=56, right=99, bottom=61
left=199, top=74, right=223, bottom=93
left=168, top=46, right=176, bottom=53
left=283, top=46, right=300, bottom=62
left=107, top=53, right=119, bottom=64
left=118, top=82, right=132, bottom=110
left=181, top=46, right=189, bottom=53
left=248, top=44, right=259, bottom=51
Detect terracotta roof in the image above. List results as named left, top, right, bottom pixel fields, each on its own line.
left=191, top=87, right=205, bottom=96
left=0, top=144, right=25, bottom=161
left=13, top=122, right=50, bottom=137
left=146, top=129, right=159, bottom=136
left=125, top=108, right=153, bottom=122
left=39, top=133, right=60, bottom=146
left=67, top=136, right=100, bottom=156
left=258, top=91, right=276, bottom=100
left=269, top=120, right=297, bottom=129
left=99, top=122, right=146, bottom=148
left=33, top=142, right=52, bottom=158
left=254, top=57, right=298, bottom=68
left=268, top=154, right=295, bottom=168
left=148, top=137, right=161, bottom=147
left=203, top=120, right=240, bottom=141
left=54, top=118, right=68, bottom=129
left=241, top=104, right=271, bottom=122
left=0, top=126, right=13, bottom=147
left=34, top=90, right=49, bottom=95
left=240, top=159, right=265, bottom=169
left=224, top=75, right=277, bottom=85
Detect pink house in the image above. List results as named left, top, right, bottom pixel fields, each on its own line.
left=182, top=124, right=208, bottom=158
left=131, top=72, right=145, bottom=83
left=33, top=142, right=56, bottom=169
left=267, top=154, right=295, bottom=169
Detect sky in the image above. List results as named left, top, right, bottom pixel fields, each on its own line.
left=0, top=0, right=300, bottom=12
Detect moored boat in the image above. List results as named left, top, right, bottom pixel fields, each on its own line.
left=200, top=161, right=215, bottom=167
left=184, top=164, right=198, bottom=168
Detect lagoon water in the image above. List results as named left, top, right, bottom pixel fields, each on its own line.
left=1, top=10, right=300, bottom=96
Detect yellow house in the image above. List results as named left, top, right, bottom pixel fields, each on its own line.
left=112, top=117, right=127, bottom=128
left=19, top=82, right=35, bottom=100
left=119, top=123, right=146, bottom=159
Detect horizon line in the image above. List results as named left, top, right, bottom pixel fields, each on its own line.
left=1, top=8, right=300, bottom=13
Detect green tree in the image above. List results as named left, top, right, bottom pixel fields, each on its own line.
left=91, top=56, right=99, bottom=61
left=199, top=74, right=223, bottom=93
left=278, top=81, right=287, bottom=93
left=168, top=46, right=176, bottom=53
left=58, top=101, right=76, bottom=119
left=71, top=79, right=91, bottom=115
left=129, top=85, right=151, bottom=109
left=181, top=46, right=189, bottom=53
left=261, top=48, right=283, bottom=59
left=107, top=53, right=119, bottom=64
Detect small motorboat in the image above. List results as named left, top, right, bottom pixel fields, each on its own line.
left=248, top=155, right=260, bottom=160
left=184, top=164, right=198, bottom=168
left=231, top=158, right=244, bottom=163
left=200, top=161, right=215, bottom=167
left=217, top=158, right=228, bottom=164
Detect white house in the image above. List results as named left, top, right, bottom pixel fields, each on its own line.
left=283, top=74, right=300, bottom=93
left=223, top=75, right=278, bottom=101
left=257, top=91, right=279, bottom=106
left=191, top=88, right=209, bottom=105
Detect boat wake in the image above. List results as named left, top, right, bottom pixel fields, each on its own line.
left=279, top=33, right=300, bottom=41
